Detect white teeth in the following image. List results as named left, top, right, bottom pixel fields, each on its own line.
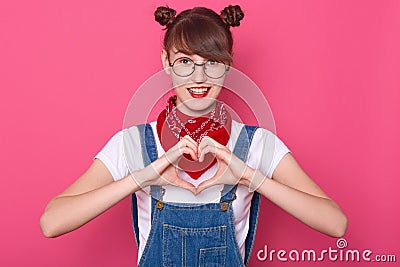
left=188, top=87, right=209, bottom=94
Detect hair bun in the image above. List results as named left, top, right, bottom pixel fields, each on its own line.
left=154, top=6, right=177, bottom=26
left=220, top=5, right=244, bottom=27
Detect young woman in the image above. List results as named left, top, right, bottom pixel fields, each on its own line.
left=40, top=5, right=347, bottom=266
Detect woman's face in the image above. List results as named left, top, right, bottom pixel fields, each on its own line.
left=161, top=48, right=227, bottom=116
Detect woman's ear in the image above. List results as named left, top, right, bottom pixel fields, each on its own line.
left=161, top=49, right=171, bottom=75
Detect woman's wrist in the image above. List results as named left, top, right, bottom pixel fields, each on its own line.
left=242, top=169, right=267, bottom=192
left=239, top=167, right=255, bottom=188
left=127, top=172, right=146, bottom=193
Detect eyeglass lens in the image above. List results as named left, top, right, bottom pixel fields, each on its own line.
left=172, top=58, right=227, bottom=79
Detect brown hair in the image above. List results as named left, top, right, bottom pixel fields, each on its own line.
left=154, top=5, right=244, bottom=64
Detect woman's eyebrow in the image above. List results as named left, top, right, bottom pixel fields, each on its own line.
left=173, top=50, right=193, bottom=57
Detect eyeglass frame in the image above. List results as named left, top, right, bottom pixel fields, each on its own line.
left=168, top=57, right=231, bottom=79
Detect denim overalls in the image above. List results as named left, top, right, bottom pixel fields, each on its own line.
left=131, top=124, right=261, bottom=266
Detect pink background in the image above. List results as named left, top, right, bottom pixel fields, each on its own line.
left=1, top=0, right=399, bottom=266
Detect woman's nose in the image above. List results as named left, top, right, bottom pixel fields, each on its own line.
left=191, top=64, right=207, bottom=83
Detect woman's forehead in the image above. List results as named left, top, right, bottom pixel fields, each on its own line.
left=170, top=49, right=208, bottom=61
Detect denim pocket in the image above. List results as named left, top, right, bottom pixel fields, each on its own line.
left=162, top=224, right=227, bottom=267
left=199, top=246, right=227, bottom=267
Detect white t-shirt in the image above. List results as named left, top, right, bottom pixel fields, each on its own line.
left=94, top=120, right=290, bottom=261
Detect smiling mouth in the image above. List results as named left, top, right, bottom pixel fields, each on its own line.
left=187, top=87, right=211, bottom=98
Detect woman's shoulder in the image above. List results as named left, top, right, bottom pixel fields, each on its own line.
left=231, top=120, right=277, bottom=139
left=97, top=122, right=156, bottom=158
left=117, top=121, right=158, bottom=138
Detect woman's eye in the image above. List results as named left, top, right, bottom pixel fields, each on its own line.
left=207, top=60, right=218, bottom=65
left=179, top=58, right=192, bottom=64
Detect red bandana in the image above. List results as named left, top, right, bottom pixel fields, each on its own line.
left=156, top=96, right=231, bottom=180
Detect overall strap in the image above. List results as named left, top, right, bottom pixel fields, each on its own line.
left=137, top=123, right=164, bottom=203
left=219, top=125, right=261, bottom=266
left=131, top=123, right=161, bottom=247
left=239, top=125, right=262, bottom=266
left=218, top=125, right=260, bottom=265
left=244, top=190, right=262, bottom=266
left=220, top=125, right=259, bottom=202
left=137, top=124, right=158, bottom=166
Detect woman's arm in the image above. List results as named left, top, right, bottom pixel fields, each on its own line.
left=40, top=159, right=141, bottom=238
left=40, top=135, right=198, bottom=238
left=244, top=153, right=348, bottom=237
left=194, top=136, right=347, bottom=237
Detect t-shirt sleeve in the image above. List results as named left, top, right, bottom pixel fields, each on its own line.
left=247, top=128, right=291, bottom=178
left=93, top=130, right=129, bottom=181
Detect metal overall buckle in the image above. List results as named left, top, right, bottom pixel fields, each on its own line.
left=154, top=187, right=166, bottom=210
left=220, top=193, right=237, bottom=211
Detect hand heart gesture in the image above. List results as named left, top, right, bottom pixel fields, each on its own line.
left=195, top=136, right=259, bottom=194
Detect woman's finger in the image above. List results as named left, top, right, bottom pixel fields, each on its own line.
left=162, top=165, right=197, bottom=194
left=166, top=143, right=197, bottom=163
left=199, top=136, right=225, bottom=149
left=198, top=136, right=213, bottom=150
left=196, top=176, right=220, bottom=194
left=198, top=144, right=216, bottom=162
left=179, top=146, right=198, bottom=161
left=172, top=177, right=197, bottom=195
left=198, top=142, right=231, bottom=163
left=179, top=136, right=198, bottom=152
left=181, top=135, right=198, bottom=148
left=197, top=176, right=225, bottom=194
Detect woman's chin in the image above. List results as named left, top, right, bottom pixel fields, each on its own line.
left=178, top=99, right=217, bottom=116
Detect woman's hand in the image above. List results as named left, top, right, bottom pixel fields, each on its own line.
left=131, top=135, right=198, bottom=194
left=195, top=136, right=262, bottom=194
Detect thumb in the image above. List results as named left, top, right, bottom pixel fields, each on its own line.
left=175, top=179, right=197, bottom=195
left=196, top=176, right=220, bottom=194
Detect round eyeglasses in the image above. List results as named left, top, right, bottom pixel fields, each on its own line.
left=168, top=57, right=230, bottom=79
